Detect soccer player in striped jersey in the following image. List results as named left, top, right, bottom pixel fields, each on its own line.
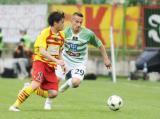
left=9, top=11, right=65, bottom=111
left=44, top=12, right=111, bottom=110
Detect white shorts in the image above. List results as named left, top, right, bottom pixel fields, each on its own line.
left=56, top=63, right=86, bottom=81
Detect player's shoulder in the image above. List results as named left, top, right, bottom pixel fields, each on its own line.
left=81, top=26, right=94, bottom=36
left=63, top=26, right=72, bottom=38
left=40, top=27, right=50, bottom=35
left=64, top=26, right=71, bottom=33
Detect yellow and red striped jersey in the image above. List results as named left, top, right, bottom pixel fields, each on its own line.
left=33, top=26, right=64, bottom=68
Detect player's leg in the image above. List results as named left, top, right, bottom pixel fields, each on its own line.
left=42, top=66, right=59, bottom=110
left=9, top=80, right=40, bottom=111
left=40, top=81, right=58, bottom=99
left=44, top=65, right=64, bottom=110
left=31, top=61, right=50, bottom=98
left=34, top=84, right=59, bottom=98
left=59, top=66, right=85, bottom=93
left=59, top=77, right=81, bottom=92
left=34, top=87, right=49, bottom=98
left=44, top=89, right=58, bottom=110
left=9, top=61, right=46, bottom=111
left=19, top=83, right=50, bottom=99
left=70, top=77, right=81, bottom=87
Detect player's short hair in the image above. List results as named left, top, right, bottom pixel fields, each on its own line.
left=48, top=11, right=65, bottom=26
left=73, top=12, right=83, bottom=17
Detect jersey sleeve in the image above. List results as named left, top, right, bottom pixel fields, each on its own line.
left=89, top=31, right=102, bottom=48
left=34, top=30, right=47, bottom=49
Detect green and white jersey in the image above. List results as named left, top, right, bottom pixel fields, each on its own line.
left=62, top=26, right=102, bottom=65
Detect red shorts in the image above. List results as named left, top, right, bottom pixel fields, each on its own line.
left=31, top=61, right=58, bottom=91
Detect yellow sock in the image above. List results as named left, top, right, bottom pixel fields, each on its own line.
left=34, top=87, right=49, bottom=98
left=13, top=86, right=34, bottom=107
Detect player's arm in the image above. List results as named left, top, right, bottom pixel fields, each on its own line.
left=98, top=44, right=111, bottom=69
left=39, top=47, right=65, bottom=66
left=89, top=31, right=111, bottom=69
left=58, top=31, right=66, bottom=72
left=59, top=49, right=66, bottom=73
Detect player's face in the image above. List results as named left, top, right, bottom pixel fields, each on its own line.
left=72, top=15, right=83, bottom=32
left=55, top=18, right=64, bottom=31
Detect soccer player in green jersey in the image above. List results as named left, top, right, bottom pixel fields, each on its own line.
left=44, top=12, right=111, bottom=110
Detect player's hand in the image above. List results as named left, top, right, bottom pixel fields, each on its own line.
left=104, top=58, right=111, bottom=69
left=62, top=66, right=67, bottom=74
left=56, top=60, right=66, bottom=74
left=56, top=59, right=65, bottom=67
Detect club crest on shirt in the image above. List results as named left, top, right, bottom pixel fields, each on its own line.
left=68, top=43, right=78, bottom=52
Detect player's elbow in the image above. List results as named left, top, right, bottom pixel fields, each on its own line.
left=39, top=47, right=46, bottom=56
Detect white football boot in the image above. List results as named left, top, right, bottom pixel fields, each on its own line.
left=44, top=98, right=52, bottom=110
left=9, top=106, right=20, bottom=112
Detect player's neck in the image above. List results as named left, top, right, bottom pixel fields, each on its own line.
left=51, top=26, right=59, bottom=34
left=72, top=28, right=81, bottom=35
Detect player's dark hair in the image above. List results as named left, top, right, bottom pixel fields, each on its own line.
left=48, top=11, right=65, bottom=26
left=73, top=12, right=83, bottom=17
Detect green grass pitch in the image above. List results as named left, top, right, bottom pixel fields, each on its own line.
left=0, top=77, right=160, bottom=119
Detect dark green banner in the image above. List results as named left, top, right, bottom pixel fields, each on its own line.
left=143, top=6, right=160, bottom=47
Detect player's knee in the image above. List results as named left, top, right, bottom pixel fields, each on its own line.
left=48, top=90, right=58, bottom=98
left=72, top=79, right=81, bottom=88
left=72, top=84, right=79, bottom=88
left=49, top=93, right=58, bottom=98
left=72, top=81, right=80, bottom=88
left=30, top=81, right=41, bottom=90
